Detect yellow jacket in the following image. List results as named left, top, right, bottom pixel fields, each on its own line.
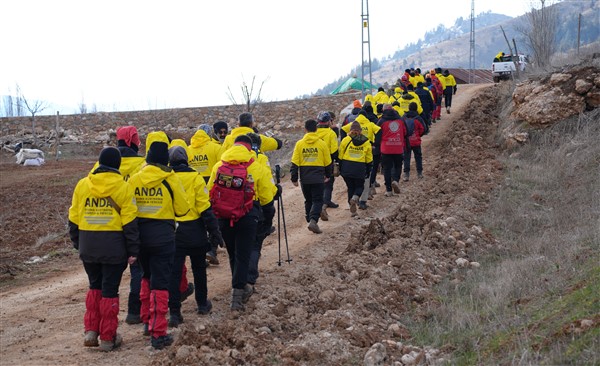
left=399, top=93, right=423, bottom=115
left=290, top=132, right=332, bottom=184
left=172, top=168, right=211, bottom=222
left=441, top=74, right=456, bottom=88
left=128, top=164, right=190, bottom=220
left=315, top=126, right=339, bottom=155
left=341, top=114, right=381, bottom=143
left=188, top=130, right=222, bottom=179
left=145, top=131, right=170, bottom=155
left=373, top=90, right=389, bottom=106
left=208, top=145, right=276, bottom=206
left=220, top=126, right=280, bottom=153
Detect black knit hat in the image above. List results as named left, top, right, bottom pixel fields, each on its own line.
left=213, top=121, right=228, bottom=132
left=146, top=141, right=169, bottom=166
left=168, top=146, right=188, bottom=166
left=98, top=146, right=121, bottom=170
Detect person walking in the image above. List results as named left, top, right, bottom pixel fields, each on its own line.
left=441, top=69, right=457, bottom=114
left=128, top=137, right=190, bottom=349
left=402, top=102, right=427, bottom=181
left=338, top=121, right=373, bottom=217
left=377, top=104, right=408, bottom=196
left=69, top=147, right=140, bottom=351
left=429, top=69, right=444, bottom=121
left=167, top=145, right=223, bottom=327
left=188, top=126, right=222, bottom=183
left=290, top=119, right=332, bottom=234
left=414, top=82, right=434, bottom=128
left=315, top=111, right=339, bottom=219
left=220, top=112, right=282, bottom=153
left=207, top=135, right=276, bottom=311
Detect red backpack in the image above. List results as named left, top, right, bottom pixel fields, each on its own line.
left=209, top=159, right=255, bottom=226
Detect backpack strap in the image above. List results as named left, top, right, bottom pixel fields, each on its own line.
left=106, top=197, right=121, bottom=214
left=161, top=179, right=174, bottom=201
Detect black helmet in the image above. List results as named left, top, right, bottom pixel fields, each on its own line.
left=317, top=111, right=332, bottom=123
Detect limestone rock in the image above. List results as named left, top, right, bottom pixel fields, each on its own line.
left=575, top=79, right=593, bottom=94
left=364, top=343, right=387, bottom=366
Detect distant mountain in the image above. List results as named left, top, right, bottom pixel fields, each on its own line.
left=315, top=0, right=600, bottom=94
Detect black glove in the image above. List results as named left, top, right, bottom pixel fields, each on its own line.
left=274, top=184, right=282, bottom=200
left=201, top=208, right=223, bottom=247
left=453, top=85, right=457, bottom=95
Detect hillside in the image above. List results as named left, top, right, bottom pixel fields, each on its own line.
left=0, top=55, right=598, bottom=364
left=317, top=0, right=600, bottom=94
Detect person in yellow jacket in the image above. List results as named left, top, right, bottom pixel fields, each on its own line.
left=166, top=145, right=223, bottom=327
left=89, top=126, right=145, bottom=181
left=188, top=126, right=222, bottom=183
left=341, top=112, right=381, bottom=143
left=398, top=89, right=424, bottom=116
left=212, top=121, right=229, bottom=145
left=128, top=140, right=190, bottom=350
left=220, top=112, right=283, bottom=154
left=315, top=111, right=340, bottom=216
left=68, top=147, right=140, bottom=351
left=388, top=86, right=404, bottom=105
left=338, top=122, right=373, bottom=217
left=207, top=135, right=277, bottom=311
left=373, top=87, right=389, bottom=107
left=290, top=119, right=332, bottom=234
left=246, top=132, right=279, bottom=289
left=441, top=69, right=457, bottom=114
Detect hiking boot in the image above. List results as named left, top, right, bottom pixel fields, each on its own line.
left=320, top=205, right=329, bottom=221
left=349, top=196, right=358, bottom=214
left=307, top=219, right=322, bottom=234
left=384, top=191, right=393, bottom=197
left=326, top=201, right=339, bottom=209
left=143, top=323, right=150, bottom=337
left=369, top=186, right=377, bottom=196
left=231, top=288, right=245, bottom=311
left=197, top=299, right=213, bottom=315
left=206, top=251, right=219, bottom=265
left=125, top=313, right=141, bottom=325
left=403, top=173, right=409, bottom=182
left=418, top=172, right=423, bottom=179
left=99, top=333, right=122, bottom=352
left=358, top=201, right=368, bottom=210
left=168, top=312, right=183, bottom=328
left=83, top=331, right=99, bottom=347
left=446, top=107, right=450, bottom=114
left=391, top=181, right=401, bottom=194
left=151, top=334, right=174, bottom=350
left=180, top=283, right=194, bottom=302
left=242, top=284, right=254, bottom=304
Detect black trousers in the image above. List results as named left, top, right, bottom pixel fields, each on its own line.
left=139, top=242, right=175, bottom=291
left=381, top=153, right=403, bottom=191
left=323, top=176, right=335, bottom=205
left=369, top=153, right=381, bottom=186
left=444, top=87, right=453, bottom=108
left=83, top=261, right=127, bottom=298
left=248, top=201, right=275, bottom=285
left=169, top=246, right=208, bottom=312
left=342, top=177, right=365, bottom=202
left=127, top=262, right=142, bottom=315
left=404, top=146, right=423, bottom=174
left=220, top=211, right=259, bottom=289
left=300, top=182, right=324, bottom=223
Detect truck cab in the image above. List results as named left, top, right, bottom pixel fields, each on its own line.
left=492, top=54, right=529, bottom=82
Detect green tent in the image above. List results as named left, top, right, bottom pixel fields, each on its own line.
left=330, top=77, right=377, bottom=95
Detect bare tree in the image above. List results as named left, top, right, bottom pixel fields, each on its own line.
left=517, top=0, right=558, bottom=68
left=226, top=75, right=268, bottom=113
left=18, top=85, right=48, bottom=146
left=78, top=94, right=87, bottom=114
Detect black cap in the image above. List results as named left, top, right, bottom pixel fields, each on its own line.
left=98, top=146, right=121, bottom=170
left=146, top=141, right=169, bottom=166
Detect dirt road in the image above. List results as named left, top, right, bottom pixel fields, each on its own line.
left=0, top=84, right=492, bottom=365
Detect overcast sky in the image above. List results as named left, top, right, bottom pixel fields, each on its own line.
left=1, top=0, right=532, bottom=114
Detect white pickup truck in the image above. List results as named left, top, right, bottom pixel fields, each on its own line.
left=492, top=54, right=529, bottom=82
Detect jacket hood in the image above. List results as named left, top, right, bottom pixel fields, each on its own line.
left=350, top=107, right=361, bottom=115
left=355, top=114, right=371, bottom=125
left=401, top=93, right=415, bottom=100
left=351, top=134, right=369, bottom=146
left=190, top=130, right=211, bottom=148
left=302, top=132, right=322, bottom=145
left=380, top=108, right=401, bottom=121
left=87, top=171, right=123, bottom=197
left=405, top=110, right=420, bottom=118
left=145, top=131, right=170, bottom=155
left=220, top=145, right=254, bottom=164
left=139, top=164, right=174, bottom=188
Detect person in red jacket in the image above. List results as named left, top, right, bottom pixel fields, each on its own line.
left=377, top=104, right=408, bottom=196
left=402, top=102, right=426, bottom=181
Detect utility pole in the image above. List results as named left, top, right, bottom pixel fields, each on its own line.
left=361, top=0, right=372, bottom=99
left=577, top=13, right=582, bottom=54
left=469, top=0, right=475, bottom=83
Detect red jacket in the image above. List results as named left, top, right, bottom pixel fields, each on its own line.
left=378, top=109, right=407, bottom=155
left=402, top=112, right=426, bottom=147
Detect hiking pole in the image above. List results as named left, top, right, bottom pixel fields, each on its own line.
left=275, top=165, right=292, bottom=264
left=275, top=165, right=283, bottom=266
